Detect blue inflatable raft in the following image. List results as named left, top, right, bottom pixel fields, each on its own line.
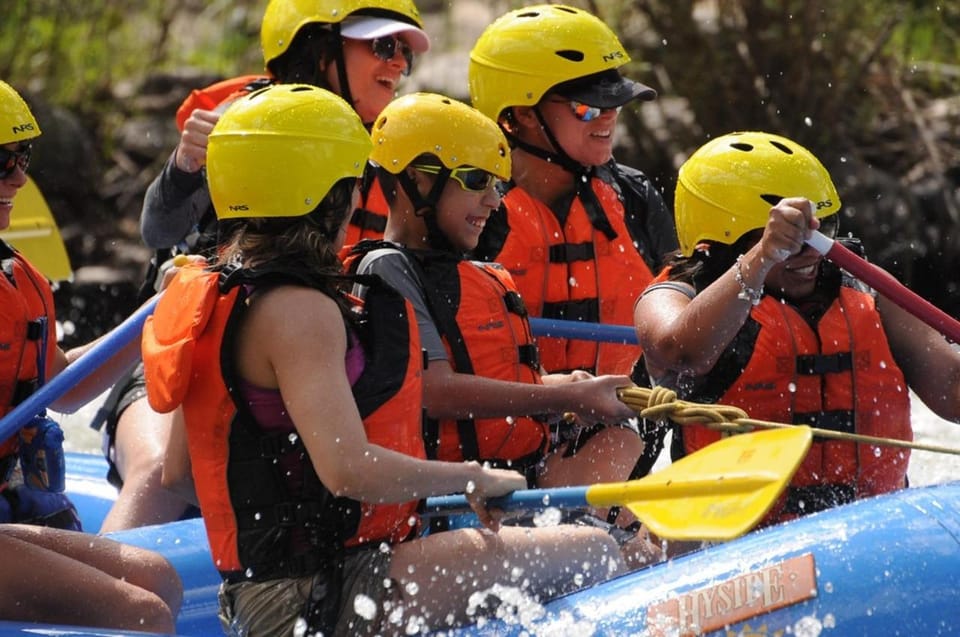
left=1, top=452, right=957, bottom=636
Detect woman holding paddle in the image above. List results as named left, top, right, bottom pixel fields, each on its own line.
left=99, top=0, right=432, bottom=532
left=145, top=84, right=625, bottom=636
left=634, top=131, right=960, bottom=526
left=0, top=79, right=182, bottom=634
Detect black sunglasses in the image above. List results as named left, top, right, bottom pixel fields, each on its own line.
left=413, top=164, right=498, bottom=193
left=370, top=36, right=414, bottom=76
left=0, top=143, right=31, bottom=180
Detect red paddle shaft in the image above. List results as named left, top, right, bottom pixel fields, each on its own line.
left=806, top=231, right=960, bottom=343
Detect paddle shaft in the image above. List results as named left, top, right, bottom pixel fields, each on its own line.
left=423, top=475, right=776, bottom=517
left=0, top=295, right=159, bottom=441
left=529, top=318, right=637, bottom=344
left=807, top=231, right=960, bottom=343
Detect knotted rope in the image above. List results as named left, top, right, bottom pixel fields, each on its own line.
left=618, top=386, right=960, bottom=457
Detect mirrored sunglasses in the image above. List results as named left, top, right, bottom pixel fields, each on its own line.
left=563, top=100, right=621, bottom=122
left=818, top=213, right=840, bottom=239
left=370, top=36, right=414, bottom=76
left=0, top=144, right=31, bottom=179
left=414, top=164, right=498, bottom=193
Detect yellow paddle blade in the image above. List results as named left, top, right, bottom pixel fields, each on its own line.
left=1, top=176, right=72, bottom=281
left=585, top=426, right=813, bottom=541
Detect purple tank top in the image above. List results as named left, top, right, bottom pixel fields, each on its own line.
left=240, top=332, right=365, bottom=430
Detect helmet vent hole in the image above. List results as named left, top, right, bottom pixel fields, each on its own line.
left=730, top=143, right=754, bottom=152
left=555, top=50, right=585, bottom=62
left=769, top=140, right=794, bottom=154
left=760, top=194, right=784, bottom=206
left=290, top=86, right=312, bottom=93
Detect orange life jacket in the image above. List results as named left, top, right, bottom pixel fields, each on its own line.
left=494, top=178, right=653, bottom=375
left=175, top=76, right=389, bottom=260
left=0, top=242, right=57, bottom=484
left=347, top=243, right=551, bottom=475
left=142, top=264, right=424, bottom=581
left=340, top=172, right=390, bottom=260
left=676, top=286, right=912, bottom=524
left=174, top=75, right=272, bottom=132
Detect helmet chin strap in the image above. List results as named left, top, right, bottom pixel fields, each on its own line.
left=330, top=24, right=357, bottom=120
left=397, top=169, right=459, bottom=254
left=504, top=107, right=617, bottom=240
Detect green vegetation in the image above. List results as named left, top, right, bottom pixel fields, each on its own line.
left=2, top=0, right=958, bottom=313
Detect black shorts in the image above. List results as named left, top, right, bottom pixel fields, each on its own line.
left=89, top=362, right=147, bottom=489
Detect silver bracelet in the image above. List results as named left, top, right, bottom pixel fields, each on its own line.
left=734, top=255, right=763, bottom=306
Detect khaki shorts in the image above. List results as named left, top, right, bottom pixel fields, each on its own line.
left=218, top=547, right=400, bottom=636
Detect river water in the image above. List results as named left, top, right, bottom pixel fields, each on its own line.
left=54, top=389, right=959, bottom=486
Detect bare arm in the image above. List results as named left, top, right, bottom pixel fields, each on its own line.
left=635, top=198, right=818, bottom=377
left=48, top=330, right=141, bottom=414
left=140, top=110, right=220, bottom=249
left=880, top=296, right=960, bottom=422
left=159, top=407, right=198, bottom=505
left=423, top=359, right=636, bottom=424
left=244, top=287, right=527, bottom=512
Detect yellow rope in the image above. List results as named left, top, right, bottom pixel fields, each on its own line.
left=618, top=386, right=960, bottom=457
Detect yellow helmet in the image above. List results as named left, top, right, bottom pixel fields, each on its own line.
left=0, top=81, right=41, bottom=145
left=208, top=84, right=371, bottom=220
left=261, top=0, right=425, bottom=68
left=674, top=131, right=841, bottom=256
left=370, top=92, right=510, bottom=180
left=469, top=4, right=638, bottom=122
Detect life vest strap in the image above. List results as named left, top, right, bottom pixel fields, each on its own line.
left=349, top=207, right=387, bottom=233
left=796, top=351, right=853, bottom=375
left=541, top=298, right=599, bottom=323
left=10, top=379, right=38, bottom=406
left=234, top=500, right=325, bottom=530
left=549, top=241, right=595, bottom=263
left=793, top=409, right=855, bottom=435
left=502, top=290, right=528, bottom=317
left=518, top=343, right=540, bottom=370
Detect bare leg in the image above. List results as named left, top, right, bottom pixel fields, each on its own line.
left=537, top=426, right=643, bottom=489
left=386, top=525, right=622, bottom=633
left=537, top=428, right=665, bottom=566
left=0, top=525, right=182, bottom=632
left=100, top=401, right=192, bottom=533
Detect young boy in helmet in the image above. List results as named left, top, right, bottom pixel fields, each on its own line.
left=0, top=79, right=183, bottom=633
left=145, top=84, right=625, bottom=636
left=97, top=0, right=431, bottom=532
left=634, top=131, right=960, bottom=526
left=350, top=92, right=662, bottom=566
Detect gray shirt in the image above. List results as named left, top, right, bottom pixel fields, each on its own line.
left=353, top=245, right=448, bottom=362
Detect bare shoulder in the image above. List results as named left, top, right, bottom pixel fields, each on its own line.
left=245, top=285, right=348, bottom=350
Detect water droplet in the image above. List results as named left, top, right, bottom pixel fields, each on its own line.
left=353, top=594, right=377, bottom=620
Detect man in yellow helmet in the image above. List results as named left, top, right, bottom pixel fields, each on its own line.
left=470, top=5, right=677, bottom=378
left=0, top=79, right=183, bottom=632
left=97, top=0, right=430, bottom=533
left=468, top=4, right=678, bottom=479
